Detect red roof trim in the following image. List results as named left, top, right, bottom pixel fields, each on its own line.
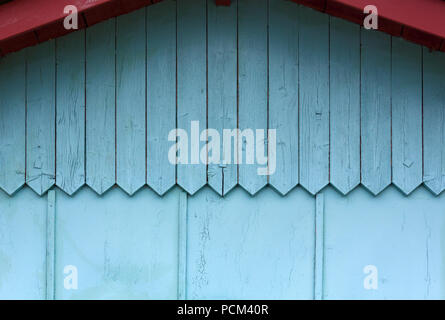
left=0, top=0, right=155, bottom=56
left=292, top=0, right=445, bottom=51
left=1, top=0, right=445, bottom=56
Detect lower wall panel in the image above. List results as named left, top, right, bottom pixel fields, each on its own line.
left=0, top=185, right=444, bottom=299
left=0, top=188, right=46, bottom=299
left=54, top=187, right=180, bottom=299
left=324, top=186, right=445, bottom=299
left=187, top=187, right=315, bottom=299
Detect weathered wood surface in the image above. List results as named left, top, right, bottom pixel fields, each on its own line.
left=85, top=20, right=116, bottom=195
left=329, top=18, right=360, bottom=195
left=0, top=188, right=46, bottom=299
left=147, top=0, right=177, bottom=195
left=324, top=186, right=445, bottom=299
left=187, top=187, right=315, bottom=299
left=391, top=38, right=422, bottom=195
left=116, top=10, right=146, bottom=196
left=423, top=48, right=445, bottom=195
left=207, top=0, right=238, bottom=196
left=54, top=187, right=180, bottom=299
left=177, top=0, right=207, bottom=195
left=0, top=51, right=26, bottom=195
left=46, top=190, right=56, bottom=300
left=268, top=0, right=299, bottom=195
left=314, top=193, right=324, bottom=300
left=56, top=31, right=85, bottom=196
left=360, top=30, right=391, bottom=195
left=238, top=0, right=268, bottom=195
left=26, top=41, right=56, bottom=195
left=1, top=184, right=445, bottom=299
left=299, top=7, right=330, bottom=195
left=0, top=1, right=443, bottom=197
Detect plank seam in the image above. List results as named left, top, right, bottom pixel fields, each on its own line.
left=25, top=49, right=28, bottom=186
left=390, top=36, right=393, bottom=183
left=46, top=189, right=56, bottom=300
left=421, top=47, right=424, bottom=180
left=206, top=0, right=209, bottom=186
left=235, top=0, right=239, bottom=188
left=55, top=40, right=57, bottom=187
left=84, top=29, right=87, bottom=188
left=177, top=190, right=188, bottom=300
left=175, top=0, right=178, bottom=185
left=314, top=192, right=324, bottom=300
left=145, top=7, right=148, bottom=186
left=266, top=0, right=270, bottom=181
left=328, top=15, right=331, bottom=183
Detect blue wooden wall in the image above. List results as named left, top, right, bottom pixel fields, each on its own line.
left=1, top=0, right=445, bottom=299
left=1, top=0, right=445, bottom=197
left=1, top=185, right=445, bottom=299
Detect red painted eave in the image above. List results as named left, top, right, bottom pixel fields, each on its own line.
left=293, top=0, right=445, bottom=51
left=0, top=0, right=157, bottom=56
left=1, top=0, right=445, bottom=56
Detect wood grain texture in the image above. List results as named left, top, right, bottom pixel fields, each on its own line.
left=268, top=0, right=299, bottom=195
left=329, top=18, right=360, bottom=195
left=324, top=186, right=445, bottom=299
left=238, top=0, right=268, bottom=195
left=86, top=20, right=116, bottom=195
left=314, top=192, right=324, bottom=300
left=391, top=38, right=422, bottom=195
left=207, top=0, right=238, bottom=196
left=423, top=48, right=445, bottom=195
left=46, top=190, right=56, bottom=300
left=54, top=187, right=180, bottom=299
left=177, top=190, right=188, bottom=299
left=299, top=7, right=329, bottom=195
left=0, top=51, right=26, bottom=195
left=187, top=186, right=315, bottom=299
left=56, top=31, right=85, bottom=196
left=177, top=0, right=207, bottom=195
left=116, top=10, right=146, bottom=196
left=26, top=41, right=56, bottom=196
left=147, top=0, right=176, bottom=196
left=361, top=30, right=391, bottom=195
left=0, top=188, right=46, bottom=299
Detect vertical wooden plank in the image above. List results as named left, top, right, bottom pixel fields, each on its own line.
left=238, top=0, right=268, bottom=195
left=26, top=41, right=56, bottom=196
left=177, top=190, right=188, bottom=300
left=0, top=51, right=26, bottom=195
left=361, top=30, right=391, bottom=195
left=391, top=38, right=422, bottom=195
left=86, top=20, right=116, bottom=195
left=55, top=187, right=179, bottom=299
left=323, top=186, right=445, bottom=299
left=177, top=0, right=207, bottom=195
left=207, top=0, right=238, bottom=196
left=187, top=187, right=315, bottom=299
left=56, top=31, right=85, bottom=196
left=207, top=0, right=238, bottom=195
left=0, top=188, right=47, bottom=299
left=147, top=0, right=176, bottom=196
left=299, top=7, right=329, bottom=195
left=116, top=10, right=146, bottom=196
left=329, top=18, right=360, bottom=195
left=268, top=0, right=299, bottom=195
left=423, top=48, right=445, bottom=195
left=46, top=190, right=56, bottom=300
left=314, top=192, right=324, bottom=300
